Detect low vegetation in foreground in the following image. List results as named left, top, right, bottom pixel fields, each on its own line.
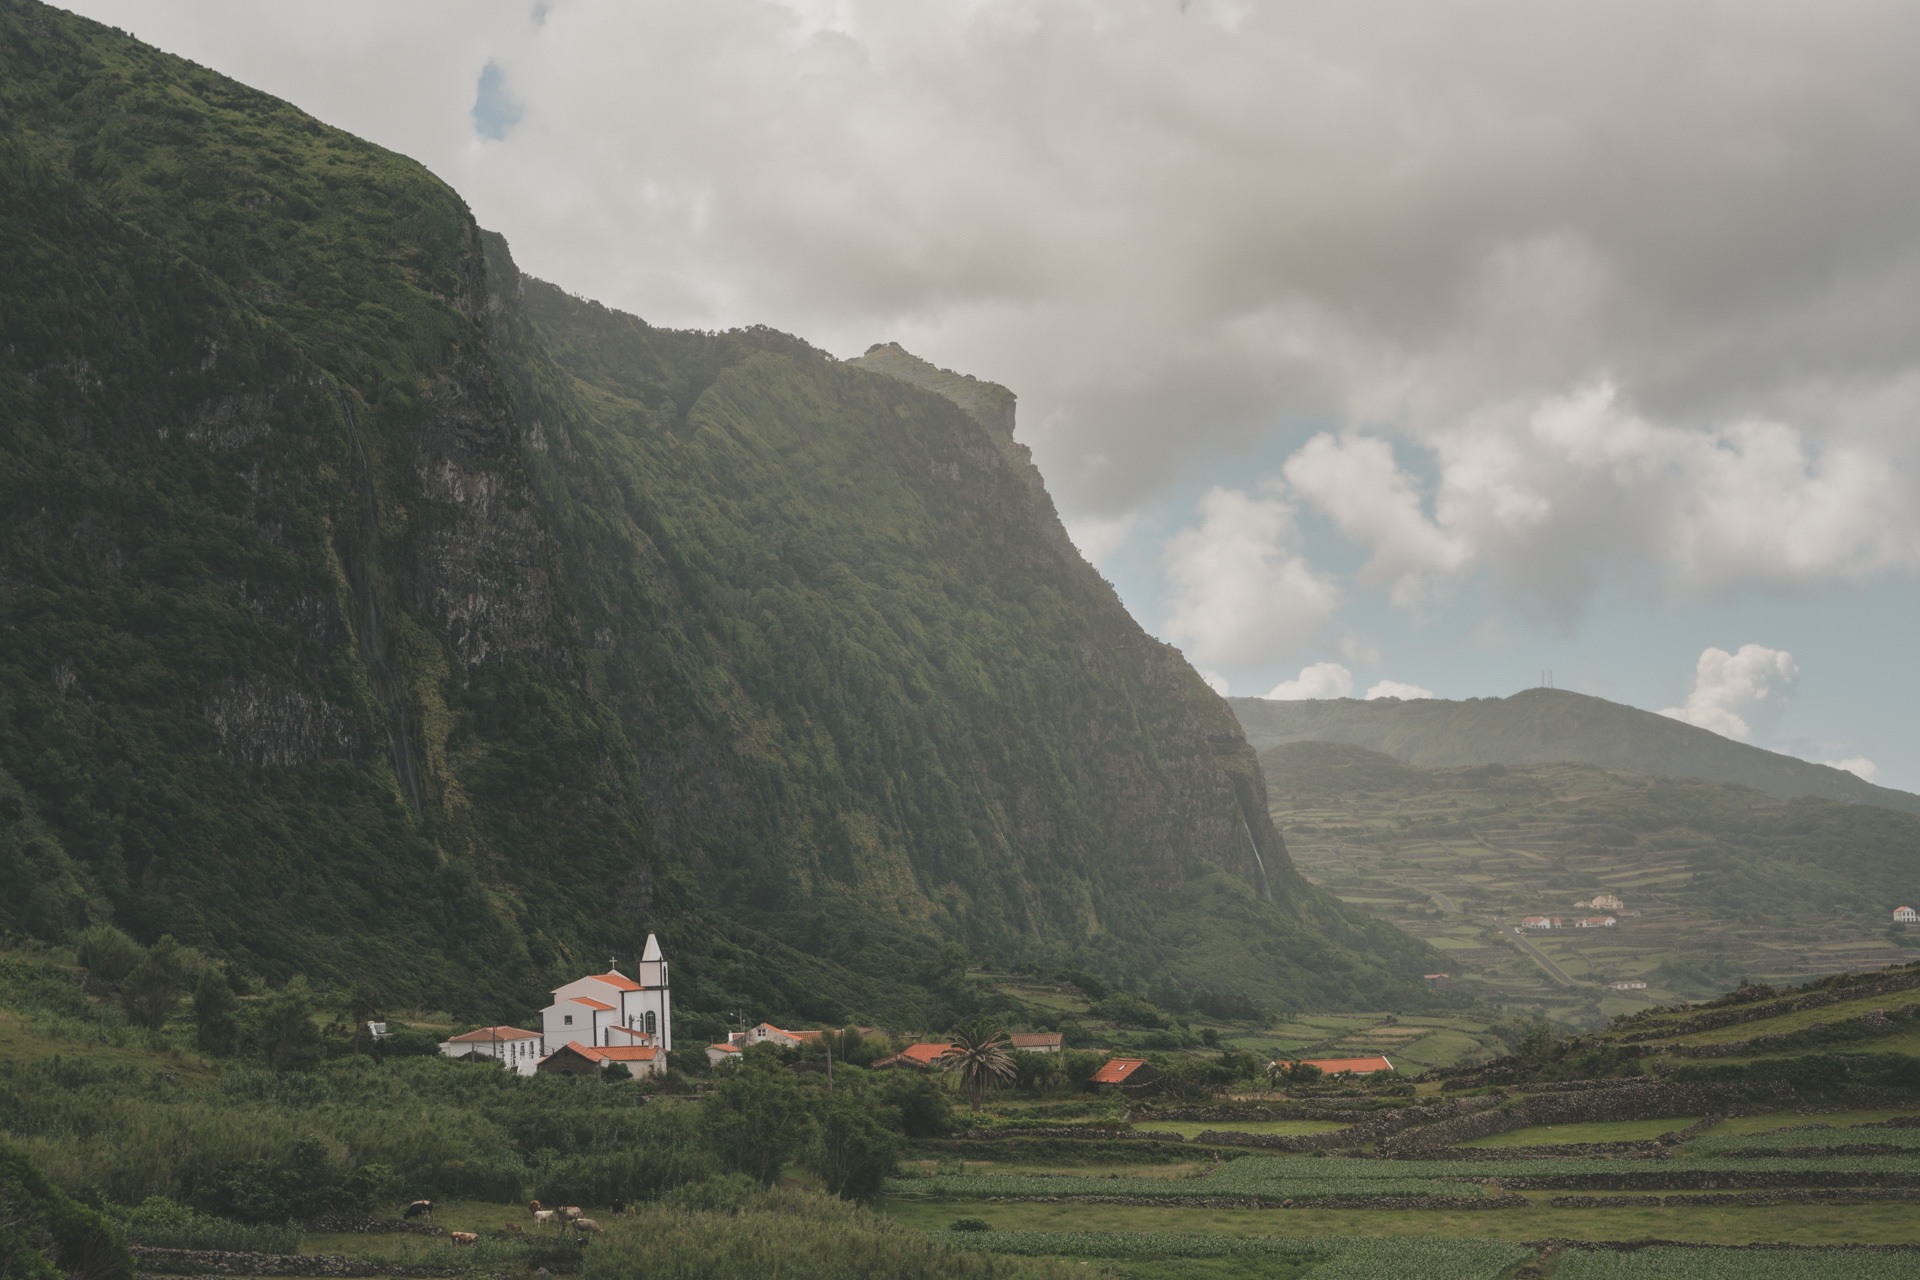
left=11, top=942, right=1920, bottom=1275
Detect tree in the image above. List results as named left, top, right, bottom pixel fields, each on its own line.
left=193, top=966, right=238, bottom=1056
left=880, top=1071, right=954, bottom=1139
left=805, top=1090, right=900, bottom=1201
left=347, top=979, right=380, bottom=1055
left=701, top=1062, right=812, bottom=1187
left=939, top=1019, right=1016, bottom=1112
left=120, top=936, right=185, bottom=1030
left=251, top=976, right=321, bottom=1070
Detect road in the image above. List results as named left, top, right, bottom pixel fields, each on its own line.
left=1507, top=929, right=1577, bottom=987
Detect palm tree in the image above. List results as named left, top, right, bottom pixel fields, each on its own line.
left=939, top=1019, right=1018, bottom=1111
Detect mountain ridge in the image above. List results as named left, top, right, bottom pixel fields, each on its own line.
left=1231, top=688, right=1920, bottom=817
left=0, top=0, right=1434, bottom=1023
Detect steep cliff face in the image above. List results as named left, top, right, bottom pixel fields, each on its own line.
left=0, top=0, right=1432, bottom=1017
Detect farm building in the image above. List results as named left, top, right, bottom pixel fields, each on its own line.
left=1575, top=915, right=1617, bottom=929
left=438, top=1026, right=543, bottom=1075
left=1896, top=907, right=1918, bottom=924
left=705, top=1039, right=743, bottom=1067
left=536, top=1041, right=664, bottom=1080
left=1521, top=915, right=1560, bottom=930
left=1608, top=980, right=1648, bottom=990
left=1010, top=1032, right=1064, bottom=1053
left=1423, top=973, right=1451, bottom=987
left=1277, top=1055, right=1394, bottom=1077
left=1091, top=1057, right=1162, bottom=1095
left=1578, top=893, right=1625, bottom=911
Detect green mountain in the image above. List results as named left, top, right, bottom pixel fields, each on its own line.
left=0, top=0, right=1432, bottom=1023
left=1262, top=740, right=1920, bottom=1020
left=1231, top=687, right=1920, bottom=816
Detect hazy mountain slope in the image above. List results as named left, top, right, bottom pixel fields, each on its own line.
left=0, top=0, right=1432, bottom=1019
left=1232, top=688, right=1920, bottom=816
left=1261, top=740, right=1920, bottom=1017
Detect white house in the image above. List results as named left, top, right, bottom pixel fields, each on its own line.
left=538, top=933, right=673, bottom=1056
left=1896, top=906, right=1918, bottom=924
left=1575, top=916, right=1618, bottom=929
left=1521, top=915, right=1559, bottom=930
left=744, top=1022, right=822, bottom=1049
left=440, top=1026, right=544, bottom=1075
left=1609, top=980, right=1648, bottom=991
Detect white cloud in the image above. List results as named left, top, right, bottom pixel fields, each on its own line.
left=1660, top=644, right=1799, bottom=742
left=1279, top=384, right=1916, bottom=622
left=1161, top=487, right=1339, bottom=670
left=1263, top=661, right=1354, bottom=700
left=1198, top=669, right=1231, bottom=696
left=1828, top=756, right=1881, bottom=783
left=1364, top=679, right=1434, bottom=701
left=58, top=0, right=1920, bottom=636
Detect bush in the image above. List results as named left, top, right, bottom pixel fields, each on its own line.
left=75, top=927, right=141, bottom=988
left=184, top=1138, right=391, bottom=1224
left=881, top=1072, right=955, bottom=1139
left=805, top=1091, right=900, bottom=1203
left=0, top=1143, right=132, bottom=1280
left=192, top=969, right=238, bottom=1057
left=701, top=1064, right=812, bottom=1189
left=105, top=1198, right=301, bottom=1252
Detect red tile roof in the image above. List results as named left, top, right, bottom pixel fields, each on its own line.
left=1091, top=1057, right=1148, bottom=1084
left=444, top=1026, right=541, bottom=1043
left=555, top=1041, right=608, bottom=1062
left=571, top=996, right=615, bottom=1011
left=707, top=1042, right=741, bottom=1053
left=593, top=971, right=643, bottom=992
left=597, top=1046, right=659, bottom=1061
left=898, top=1042, right=956, bottom=1065
left=1278, top=1055, right=1394, bottom=1075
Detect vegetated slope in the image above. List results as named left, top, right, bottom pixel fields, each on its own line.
left=0, top=0, right=1431, bottom=1022
left=1232, top=688, right=1920, bottom=815
left=1262, top=740, right=1920, bottom=1018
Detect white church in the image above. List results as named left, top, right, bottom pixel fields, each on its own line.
left=438, top=933, right=672, bottom=1078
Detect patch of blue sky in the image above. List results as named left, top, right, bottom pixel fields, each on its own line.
left=472, top=59, right=524, bottom=141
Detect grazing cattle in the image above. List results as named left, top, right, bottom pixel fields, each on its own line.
left=402, top=1200, right=433, bottom=1221
left=610, top=1198, right=627, bottom=1216
left=502, top=1222, right=523, bottom=1234
left=561, top=1206, right=582, bottom=1221
left=531, top=1210, right=555, bottom=1227
left=448, top=1232, right=478, bottom=1246
left=569, top=1218, right=601, bottom=1235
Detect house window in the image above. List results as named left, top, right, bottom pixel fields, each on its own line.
left=563, top=1014, right=573, bottom=1026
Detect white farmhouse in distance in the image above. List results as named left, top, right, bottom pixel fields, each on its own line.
left=439, top=1026, right=543, bottom=1074
left=1895, top=906, right=1918, bottom=924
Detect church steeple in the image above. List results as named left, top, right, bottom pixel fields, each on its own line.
left=638, top=933, right=667, bottom=990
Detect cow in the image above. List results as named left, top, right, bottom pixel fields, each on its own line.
left=561, top=1206, right=582, bottom=1221
left=528, top=1201, right=556, bottom=1228
left=569, top=1218, right=601, bottom=1236
left=502, top=1222, right=523, bottom=1234
left=402, top=1200, right=433, bottom=1221
left=610, top=1198, right=627, bottom=1216
left=448, top=1232, right=478, bottom=1246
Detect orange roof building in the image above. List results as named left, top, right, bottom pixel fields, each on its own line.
left=875, top=1042, right=956, bottom=1069
left=1090, top=1057, right=1162, bottom=1093
left=1276, top=1055, right=1394, bottom=1076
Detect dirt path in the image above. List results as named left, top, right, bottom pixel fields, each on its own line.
left=1508, top=930, right=1578, bottom=987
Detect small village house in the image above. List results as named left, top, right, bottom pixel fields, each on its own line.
left=875, top=1042, right=956, bottom=1069
left=1521, top=915, right=1560, bottom=930
left=1009, top=1032, right=1063, bottom=1053
left=1578, top=893, right=1625, bottom=912
left=1091, top=1057, right=1161, bottom=1096
left=1608, top=980, right=1648, bottom=991
left=1896, top=907, right=1918, bottom=924
left=1575, top=915, right=1617, bottom=929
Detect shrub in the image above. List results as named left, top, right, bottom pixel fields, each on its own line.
left=74, top=928, right=141, bottom=989
left=105, top=1198, right=301, bottom=1252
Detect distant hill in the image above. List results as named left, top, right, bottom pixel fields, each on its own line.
left=1260, top=740, right=1920, bottom=1020
left=1231, top=688, right=1920, bottom=817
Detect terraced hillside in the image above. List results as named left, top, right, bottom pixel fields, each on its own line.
left=1261, top=741, right=1920, bottom=1023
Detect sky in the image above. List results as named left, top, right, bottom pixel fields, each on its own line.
left=65, top=0, right=1920, bottom=789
